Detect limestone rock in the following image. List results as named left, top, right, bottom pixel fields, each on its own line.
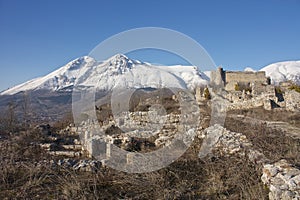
left=261, top=160, right=300, bottom=200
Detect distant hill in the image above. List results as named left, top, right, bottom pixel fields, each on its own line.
left=260, top=61, right=300, bottom=85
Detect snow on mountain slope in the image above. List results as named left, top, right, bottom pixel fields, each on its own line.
left=154, top=65, right=208, bottom=89
left=1, top=56, right=96, bottom=95
left=244, top=67, right=256, bottom=72
left=75, top=55, right=188, bottom=91
left=260, top=61, right=300, bottom=85
left=1, top=54, right=208, bottom=95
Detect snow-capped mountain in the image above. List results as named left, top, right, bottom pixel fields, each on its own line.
left=260, top=61, right=300, bottom=85
left=1, top=56, right=96, bottom=95
left=1, top=54, right=208, bottom=95
left=244, top=67, right=256, bottom=72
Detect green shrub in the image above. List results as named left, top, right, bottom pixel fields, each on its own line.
left=289, top=84, right=300, bottom=93
left=245, top=87, right=252, bottom=93
left=204, top=87, right=211, bottom=99
left=275, top=86, right=284, bottom=94
left=234, top=84, right=240, bottom=91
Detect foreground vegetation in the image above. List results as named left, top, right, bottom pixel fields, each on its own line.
left=0, top=130, right=268, bottom=199
left=0, top=107, right=299, bottom=199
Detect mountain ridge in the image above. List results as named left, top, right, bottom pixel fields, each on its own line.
left=1, top=54, right=208, bottom=95
left=260, top=60, right=300, bottom=85
left=2, top=56, right=300, bottom=96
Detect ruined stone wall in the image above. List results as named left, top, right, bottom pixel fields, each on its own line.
left=199, top=124, right=300, bottom=200
left=210, top=68, right=268, bottom=91
left=210, top=67, right=225, bottom=88
left=225, top=71, right=266, bottom=84
left=224, top=84, right=279, bottom=111
left=284, top=90, right=300, bottom=111
left=76, top=111, right=183, bottom=159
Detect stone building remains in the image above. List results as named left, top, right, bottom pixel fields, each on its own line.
left=210, top=67, right=270, bottom=91
left=208, top=67, right=300, bottom=111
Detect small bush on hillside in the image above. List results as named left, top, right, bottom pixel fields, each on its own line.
left=204, top=87, right=211, bottom=100
left=235, top=83, right=252, bottom=93
left=275, top=86, right=284, bottom=94
left=289, top=84, right=300, bottom=93
left=234, top=83, right=240, bottom=91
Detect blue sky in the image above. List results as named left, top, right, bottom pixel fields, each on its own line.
left=0, top=0, right=299, bottom=91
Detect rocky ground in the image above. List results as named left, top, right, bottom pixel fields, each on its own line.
left=200, top=124, right=300, bottom=199
left=0, top=99, right=299, bottom=199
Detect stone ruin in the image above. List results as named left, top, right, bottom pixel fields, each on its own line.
left=210, top=67, right=270, bottom=91
left=206, top=67, right=300, bottom=111
left=34, top=66, right=299, bottom=197
left=198, top=124, right=300, bottom=200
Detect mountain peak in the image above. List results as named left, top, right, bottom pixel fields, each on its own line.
left=65, top=56, right=95, bottom=71
left=244, top=67, right=256, bottom=72
left=1, top=54, right=209, bottom=95
left=107, top=54, right=131, bottom=63
left=111, top=53, right=128, bottom=60
left=104, top=54, right=138, bottom=71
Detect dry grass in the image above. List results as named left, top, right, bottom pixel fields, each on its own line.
left=0, top=129, right=269, bottom=199
left=225, top=107, right=300, bottom=165
left=4, top=104, right=299, bottom=199
left=228, top=107, right=300, bottom=127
